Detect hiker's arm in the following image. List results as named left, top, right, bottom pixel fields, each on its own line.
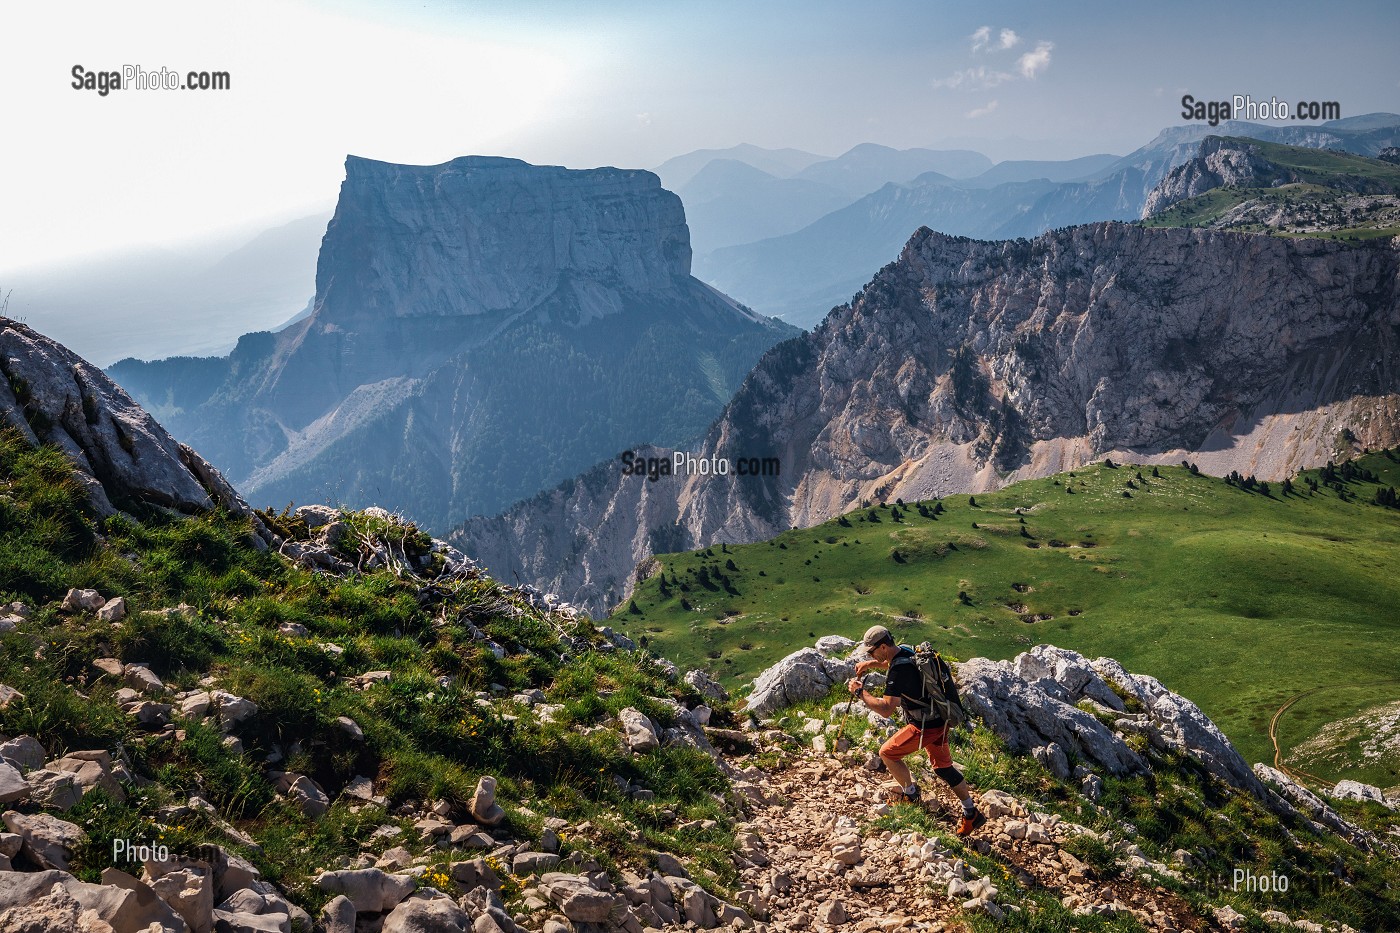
left=850, top=684, right=898, bottom=717
left=854, top=658, right=888, bottom=675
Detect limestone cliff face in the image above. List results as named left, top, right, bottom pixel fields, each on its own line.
left=1140, top=137, right=1286, bottom=217
left=315, top=156, right=693, bottom=325
left=457, top=222, right=1400, bottom=614
left=110, top=156, right=795, bottom=530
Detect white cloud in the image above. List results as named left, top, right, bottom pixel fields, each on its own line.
left=970, top=25, right=991, bottom=52
left=636, top=112, right=653, bottom=126
left=999, top=29, right=1021, bottom=50
left=932, top=66, right=1013, bottom=90
left=1018, top=41, right=1054, bottom=79
left=967, top=100, right=999, bottom=119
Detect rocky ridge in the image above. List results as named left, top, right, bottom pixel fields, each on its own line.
left=0, top=509, right=764, bottom=933
left=0, top=327, right=774, bottom=933
left=457, top=221, right=1400, bottom=614
left=3, top=538, right=1397, bottom=933
left=1141, top=137, right=1299, bottom=217
left=1142, top=135, right=1400, bottom=222
left=1, top=316, right=269, bottom=540
left=6, top=621, right=1395, bottom=933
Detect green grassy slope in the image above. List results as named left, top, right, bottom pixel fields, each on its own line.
left=0, top=427, right=741, bottom=912
left=1225, top=137, right=1400, bottom=182
left=611, top=453, right=1400, bottom=788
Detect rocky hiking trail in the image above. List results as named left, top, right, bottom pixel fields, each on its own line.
left=730, top=741, right=1208, bottom=932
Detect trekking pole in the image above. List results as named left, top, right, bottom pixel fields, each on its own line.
left=834, top=675, right=866, bottom=758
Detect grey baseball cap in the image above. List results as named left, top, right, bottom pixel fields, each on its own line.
left=862, top=624, right=893, bottom=649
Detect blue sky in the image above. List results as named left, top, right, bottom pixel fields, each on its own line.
left=2, top=0, right=1396, bottom=270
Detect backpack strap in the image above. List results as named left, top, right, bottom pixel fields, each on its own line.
left=890, top=648, right=935, bottom=723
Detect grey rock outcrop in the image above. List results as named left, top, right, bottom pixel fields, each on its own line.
left=955, top=656, right=1148, bottom=777
left=540, top=872, right=619, bottom=922
left=745, top=645, right=856, bottom=718
left=319, top=895, right=355, bottom=933
left=314, top=868, right=416, bottom=914
left=381, top=891, right=471, bottom=933
left=619, top=707, right=661, bottom=753
left=469, top=775, right=505, bottom=827
left=0, top=318, right=269, bottom=539
left=0, top=735, right=48, bottom=772
left=0, top=763, right=29, bottom=805
left=461, top=220, right=1400, bottom=614
left=745, top=639, right=1351, bottom=833
left=1089, top=656, right=1266, bottom=796
left=272, top=772, right=329, bottom=818
left=1253, top=764, right=1373, bottom=846
left=25, top=769, right=82, bottom=810
left=148, top=866, right=213, bottom=933
left=0, top=877, right=115, bottom=932
left=1141, top=136, right=1289, bottom=217
left=1331, top=779, right=1391, bottom=807
left=684, top=669, right=729, bottom=703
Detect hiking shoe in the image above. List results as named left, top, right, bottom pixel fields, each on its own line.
left=955, top=810, right=987, bottom=837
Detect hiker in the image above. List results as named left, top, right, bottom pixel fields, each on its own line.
left=847, top=625, right=986, bottom=835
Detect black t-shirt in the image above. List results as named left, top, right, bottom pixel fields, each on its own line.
left=884, top=645, right=942, bottom=727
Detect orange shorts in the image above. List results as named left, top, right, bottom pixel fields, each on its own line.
left=880, top=723, right=953, bottom=769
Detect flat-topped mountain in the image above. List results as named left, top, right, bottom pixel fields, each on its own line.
left=317, top=156, right=694, bottom=324
left=457, top=221, right=1400, bottom=614
left=110, top=156, right=796, bottom=530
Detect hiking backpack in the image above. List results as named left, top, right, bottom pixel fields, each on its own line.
left=893, top=642, right=968, bottom=728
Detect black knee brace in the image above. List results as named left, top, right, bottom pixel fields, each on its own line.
left=935, top=765, right=964, bottom=786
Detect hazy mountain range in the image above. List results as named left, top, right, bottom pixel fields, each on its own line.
left=110, top=156, right=795, bottom=530
left=82, top=113, right=1400, bottom=585
left=20, top=117, right=1397, bottom=372
left=458, top=218, right=1400, bottom=615
left=692, top=114, right=1400, bottom=328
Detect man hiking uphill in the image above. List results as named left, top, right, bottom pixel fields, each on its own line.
left=847, top=625, right=987, bottom=836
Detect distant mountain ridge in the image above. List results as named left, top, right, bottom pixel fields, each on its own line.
left=953, top=153, right=1122, bottom=188
left=661, top=143, right=996, bottom=260
left=110, top=156, right=796, bottom=532
left=653, top=143, right=832, bottom=190
left=691, top=114, right=1400, bottom=328
left=788, top=143, right=991, bottom=196
left=674, top=160, right=854, bottom=253
left=456, top=222, right=1400, bottom=615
